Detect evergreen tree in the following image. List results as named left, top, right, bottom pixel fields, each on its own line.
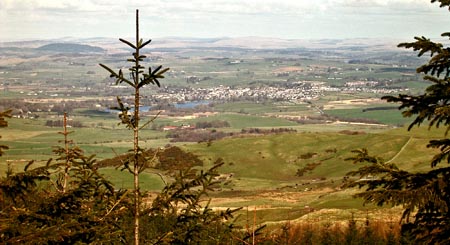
left=99, top=9, right=169, bottom=245
left=143, top=160, right=239, bottom=244
left=1, top=10, right=243, bottom=244
left=345, top=1, right=450, bottom=243
left=0, top=115, right=126, bottom=244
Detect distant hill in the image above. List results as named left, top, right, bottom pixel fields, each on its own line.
left=36, top=43, right=105, bottom=53
left=1, top=37, right=416, bottom=52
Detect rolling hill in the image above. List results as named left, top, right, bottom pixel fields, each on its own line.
left=185, top=128, right=438, bottom=187
left=36, top=43, right=105, bottom=53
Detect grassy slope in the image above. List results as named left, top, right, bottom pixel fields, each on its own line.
left=1, top=116, right=445, bottom=225
left=99, top=168, right=165, bottom=191
left=186, top=130, right=432, bottom=182
left=324, top=107, right=411, bottom=125
left=174, top=113, right=299, bottom=129
left=2, top=116, right=441, bottom=183
left=183, top=126, right=441, bottom=225
left=0, top=114, right=444, bottom=221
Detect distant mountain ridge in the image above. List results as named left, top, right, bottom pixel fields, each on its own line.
left=4, top=36, right=444, bottom=53
left=0, top=37, right=404, bottom=50
left=36, top=43, right=105, bottom=53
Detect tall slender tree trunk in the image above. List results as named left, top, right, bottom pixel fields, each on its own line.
left=133, top=9, right=140, bottom=245
left=62, top=112, right=69, bottom=193
left=99, top=9, right=169, bottom=244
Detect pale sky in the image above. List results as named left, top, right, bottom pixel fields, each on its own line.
left=0, top=0, right=449, bottom=41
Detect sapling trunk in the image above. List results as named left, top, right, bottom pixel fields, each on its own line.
left=62, top=112, right=70, bottom=193
left=99, top=9, right=168, bottom=244
left=133, top=9, right=140, bottom=245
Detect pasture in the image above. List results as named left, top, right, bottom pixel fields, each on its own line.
left=0, top=113, right=442, bottom=226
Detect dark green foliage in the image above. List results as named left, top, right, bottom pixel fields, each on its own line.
left=0, top=110, right=12, bottom=156
left=143, top=160, right=240, bottom=244
left=241, top=127, right=297, bottom=135
left=0, top=161, right=49, bottom=207
left=110, top=96, right=135, bottom=129
left=0, top=136, right=126, bottom=244
left=345, top=2, right=450, bottom=243
left=45, top=119, right=83, bottom=128
left=0, top=114, right=126, bottom=244
left=0, top=110, right=11, bottom=128
left=432, top=0, right=450, bottom=10
left=167, top=128, right=233, bottom=143
left=296, top=162, right=321, bottom=177
left=0, top=142, right=240, bottom=244
left=195, top=120, right=231, bottom=129
left=99, top=159, right=240, bottom=244
left=98, top=48, right=167, bottom=91
left=97, top=146, right=203, bottom=171
left=0, top=120, right=239, bottom=243
left=345, top=149, right=450, bottom=243
left=155, top=146, right=203, bottom=171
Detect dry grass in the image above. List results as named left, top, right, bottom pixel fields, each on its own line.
left=261, top=210, right=403, bottom=244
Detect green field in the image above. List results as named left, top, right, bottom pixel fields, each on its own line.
left=324, top=107, right=412, bottom=126
left=1, top=108, right=444, bottom=226
left=186, top=128, right=437, bottom=180
left=0, top=39, right=437, bottom=227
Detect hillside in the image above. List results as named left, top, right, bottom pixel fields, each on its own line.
left=1, top=116, right=443, bottom=226
left=172, top=128, right=440, bottom=225
left=36, top=43, right=105, bottom=53
left=185, top=129, right=438, bottom=187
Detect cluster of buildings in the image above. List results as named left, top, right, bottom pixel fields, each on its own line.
left=152, top=81, right=326, bottom=103
left=147, top=80, right=405, bottom=104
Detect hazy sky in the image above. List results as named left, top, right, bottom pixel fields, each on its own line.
left=1, top=0, right=450, bottom=41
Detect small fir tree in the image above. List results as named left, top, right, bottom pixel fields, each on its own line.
left=99, top=9, right=168, bottom=245
left=0, top=114, right=125, bottom=244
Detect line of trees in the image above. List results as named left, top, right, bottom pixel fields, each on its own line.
left=166, top=127, right=297, bottom=143
left=45, top=119, right=84, bottom=128
left=195, top=120, right=230, bottom=129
